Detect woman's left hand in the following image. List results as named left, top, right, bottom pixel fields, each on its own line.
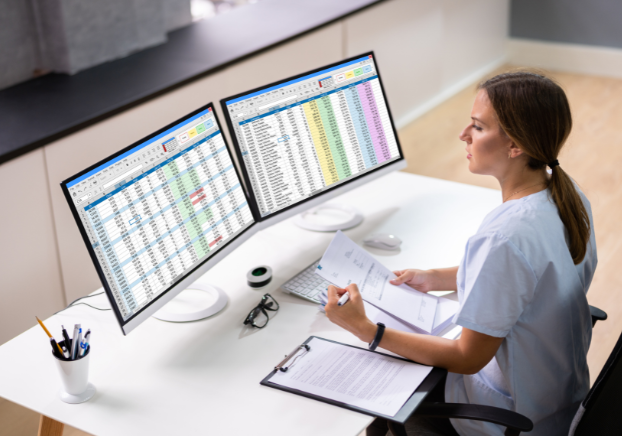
left=324, top=283, right=377, bottom=343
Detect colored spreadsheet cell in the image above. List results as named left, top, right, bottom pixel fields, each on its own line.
left=196, top=124, right=206, bottom=134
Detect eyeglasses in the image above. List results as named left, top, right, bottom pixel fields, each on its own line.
left=244, top=293, right=279, bottom=329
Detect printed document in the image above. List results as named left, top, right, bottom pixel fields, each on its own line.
left=270, top=337, right=433, bottom=416
left=316, top=231, right=438, bottom=333
left=365, top=300, right=460, bottom=338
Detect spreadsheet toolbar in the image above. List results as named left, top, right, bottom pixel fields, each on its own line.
left=225, top=55, right=400, bottom=217
left=67, top=109, right=254, bottom=321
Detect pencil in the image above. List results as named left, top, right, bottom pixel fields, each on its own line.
left=36, top=316, right=64, bottom=356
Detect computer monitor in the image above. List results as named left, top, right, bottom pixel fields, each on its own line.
left=61, top=103, right=256, bottom=335
left=220, top=52, right=406, bottom=229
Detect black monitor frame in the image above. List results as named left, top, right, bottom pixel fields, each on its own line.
left=220, top=51, right=405, bottom=223
left=61, top=102, right=256, bottom=334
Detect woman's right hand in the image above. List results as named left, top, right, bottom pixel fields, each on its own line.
left=390, top=269, right=437, bottom=293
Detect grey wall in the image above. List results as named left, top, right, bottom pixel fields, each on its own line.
left=0, top=1, right=40, bottom=89
left=510, top=0, right=622, bottom=49
left=164, top=0, right=193, bottom=32
left=55, top=0, right=167, bottom=74
left=0, top=0, right=192, bottom=90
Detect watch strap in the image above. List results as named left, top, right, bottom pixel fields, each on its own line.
left=369, top=322, right=386, bottom=351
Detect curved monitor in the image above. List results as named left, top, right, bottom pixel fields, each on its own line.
left=220, top=51, right=406, bottom=226
left=61, top=103, right=255, bottom=335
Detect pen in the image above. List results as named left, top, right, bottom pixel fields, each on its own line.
left=319, top=289, right=328, bottom=303
left=79, top=330, right=91, bottom=357
left=71, top=324, right=81, bottom=360
left=59, top=342, right=69, bottom=358
left=74, top=328, right=83, bottom=360
left=61, top=325, right=71, bottom=349
left=337, top=292, right=350, bottom=306
left=50, top=339, right=64, bottom=359
left=35, top=316, right=65, bottom=357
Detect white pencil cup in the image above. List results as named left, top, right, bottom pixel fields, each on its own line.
left=53, top=341, right=96, bottom=404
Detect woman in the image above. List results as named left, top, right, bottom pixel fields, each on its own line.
left=324, top=72, right=597, bottom=436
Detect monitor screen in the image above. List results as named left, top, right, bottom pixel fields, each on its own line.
left=221, top=53, right=403, bottom=219
left=61, top=104, right=254, bottom=327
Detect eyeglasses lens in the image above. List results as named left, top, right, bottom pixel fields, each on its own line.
left=262, top=294, right=279, bottom=311
left=244, top=294, right=279, bottom=328
left=251, top=308, right=269, bottom=328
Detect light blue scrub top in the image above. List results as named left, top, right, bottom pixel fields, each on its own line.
left=446, top=188, right=597, bottom=436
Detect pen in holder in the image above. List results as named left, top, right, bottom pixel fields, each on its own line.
left=53, top=340, right=96, bottom=404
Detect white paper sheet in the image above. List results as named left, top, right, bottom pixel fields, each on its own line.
left=316, top=231, right=438, bottom=333
left=429, top=298, right=459, bottom=335
left=270, top=337, right=433, bottom=417
left=364, top=299, right=458, bottom=335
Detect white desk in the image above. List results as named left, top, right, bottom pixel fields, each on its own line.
left=0, top=172, right=500, bottom=436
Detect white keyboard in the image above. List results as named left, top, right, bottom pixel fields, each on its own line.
left=281, top=259, right=330, bottom=303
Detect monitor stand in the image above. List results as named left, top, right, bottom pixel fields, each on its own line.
left=152, top=282, right=228, bottom=322
left=294, top=203, right=363, bottom=232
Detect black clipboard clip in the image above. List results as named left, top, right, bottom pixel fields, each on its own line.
left=275, top=344, right=311, bottom=372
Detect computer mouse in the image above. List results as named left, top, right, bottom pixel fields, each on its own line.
left=363, top=234, right=402, bottom=250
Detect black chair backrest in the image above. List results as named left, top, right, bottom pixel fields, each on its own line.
left=573, top=329, right=622, bottom=435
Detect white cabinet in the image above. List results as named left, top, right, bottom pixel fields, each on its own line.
left=0, top=150, right=65, bottom=345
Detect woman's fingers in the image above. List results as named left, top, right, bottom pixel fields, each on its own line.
left=327, top=284, right=338, bottom=303
left=345, top=283, right=361, bottom=301
left=390, top=270, right=413, bottom=285
left=325, top=282, right=373, bottom=341
left=327, top=284, right=346, bottom=304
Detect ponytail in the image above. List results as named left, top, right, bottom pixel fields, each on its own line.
left=480, top=71, right=590, bottom=264
left=548, top=166, right=591, bottom=263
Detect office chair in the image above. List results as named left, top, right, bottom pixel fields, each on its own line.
left=589, top=305, right=607, bottom=327
left=387, top=305, right=608, bottom=436
left=568, top=324, right=622, bottom=435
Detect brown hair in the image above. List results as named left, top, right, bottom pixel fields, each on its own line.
left=479, top=71, right=590, bottom=264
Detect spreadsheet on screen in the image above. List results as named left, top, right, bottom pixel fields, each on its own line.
left=65, top=108, right=254, bottom=321
left=225, top=55, right=401, bottom=218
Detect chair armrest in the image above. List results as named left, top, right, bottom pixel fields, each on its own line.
left=411, top=402, right=533, bottom=436
left=589, top=305, right=607, bottom=327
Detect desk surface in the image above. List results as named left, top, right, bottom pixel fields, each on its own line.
left=0, top=172, right=500, bottom=436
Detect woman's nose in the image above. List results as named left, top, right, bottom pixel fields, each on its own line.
left=459, top=125, right=469, bottom=142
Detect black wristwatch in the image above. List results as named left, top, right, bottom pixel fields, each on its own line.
left=369, top=322, right=386, bottom=351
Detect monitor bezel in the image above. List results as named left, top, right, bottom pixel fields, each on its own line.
left=220, top=51, right=405, bottom=223
left=60, top=102, right=256, bottom=334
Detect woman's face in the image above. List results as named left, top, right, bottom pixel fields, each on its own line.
left=459, top=89, right=513, bottom=177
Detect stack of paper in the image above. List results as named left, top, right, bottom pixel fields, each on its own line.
left=316, top=231, right=459, bottom=336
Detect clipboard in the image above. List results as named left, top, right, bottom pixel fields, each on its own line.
left=260, top=336, right=446, bottom=424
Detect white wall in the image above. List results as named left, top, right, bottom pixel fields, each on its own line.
left=508, top=38, right=622, bottom=80
left=0, top=0, right=510, bottom=344
left=345, top=0, right=508, bottom=128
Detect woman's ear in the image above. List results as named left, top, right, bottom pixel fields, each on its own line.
left=508, top=141, right=524, bottom=159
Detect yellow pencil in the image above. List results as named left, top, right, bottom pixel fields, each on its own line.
left=36, top=316, right=64, bottom=356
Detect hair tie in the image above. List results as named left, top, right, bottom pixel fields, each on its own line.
left=548, top=159, right=560, bottom=168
